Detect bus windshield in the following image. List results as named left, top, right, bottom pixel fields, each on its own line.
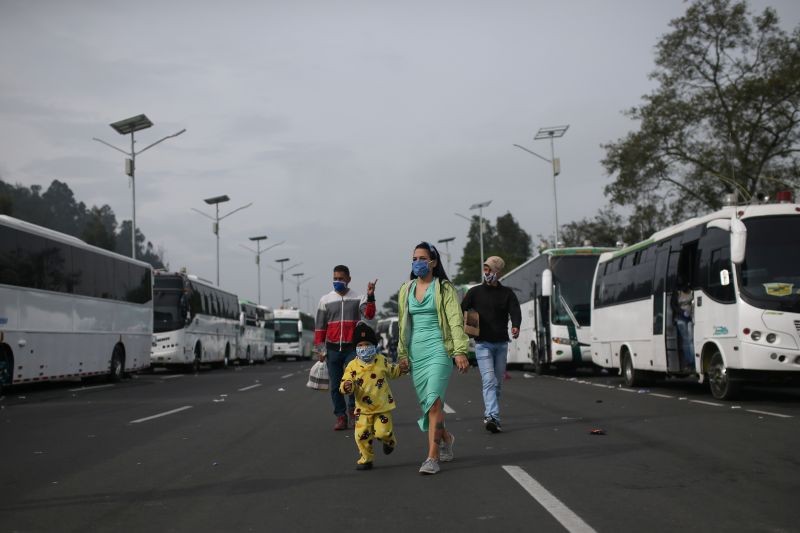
left=551, top=255, right=599, bottom=327
left=274, top=319, right=300, bottom=342
left=739, top=216, right=800, bottom=313
left=153, top=291, right=184, bottom=333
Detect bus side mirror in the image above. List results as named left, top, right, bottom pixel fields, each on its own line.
left=720, top=269, right=730, bottom=286
left=730, top=216, right=747, bottom=264
left=542, top=269, right=553, bottom=297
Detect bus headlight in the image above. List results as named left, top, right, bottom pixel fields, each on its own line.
left=766, top=333, right=777, bottom=344
left=750, top=331, right=762, bottom=341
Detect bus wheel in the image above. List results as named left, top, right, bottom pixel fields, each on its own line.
left=108, top=345, right=125, bottom=383
left=262, top=347, right=268, bottom=364
left=622, top=351, right=646, bottom=388
left=708, top=351, right=741, bottom=401
left=0, top=346, right=13, bottom=396
left=532, top=343, right=546, bottom=375
left=222, top=345, right=231, bottom=369
left=245, top=347, right=252, bottom=365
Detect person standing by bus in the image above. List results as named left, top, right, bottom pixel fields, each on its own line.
left=315, top=265, right=377, bottom=430
left=672, top=281, right=695, bottom=370
left=397, top=242, right=469, bottom=475
left=461, top=256, right=521, bottom=434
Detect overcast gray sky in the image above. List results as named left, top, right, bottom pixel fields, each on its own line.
left=2, top=0, right=798, bottom=312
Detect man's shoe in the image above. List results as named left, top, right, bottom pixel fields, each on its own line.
left=333, top=415, right=347, bottom=431
left=356, top=462, right=373, bottom=471
left=418, top=457, right=440, bottom=475
left=439, top=434, right=455, bottom=462
left=485, top=417, right=501, bottom=434
left=383, top=442, right=395, bottom=455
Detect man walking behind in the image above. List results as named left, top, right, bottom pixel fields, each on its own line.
left=315, top=265, right=377, bottom=430
left=461, top=256, right=521, bottom=433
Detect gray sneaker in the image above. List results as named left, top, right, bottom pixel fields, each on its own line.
left=418, top=458, right=440, bottom=475
left=439, top=434, right=455, bottom=462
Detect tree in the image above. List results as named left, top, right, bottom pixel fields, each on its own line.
left=452, top=212, right=531, bottom=284
left=116, top=220, right=167, bottom=269
left=82, top=205, right=117, bottom=251
left=559, top=204, right=667, bottom=248
left=602, top=0, right=800, bottom=221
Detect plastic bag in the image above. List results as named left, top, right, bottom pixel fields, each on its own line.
left=306, top=360, right=329, bottom=390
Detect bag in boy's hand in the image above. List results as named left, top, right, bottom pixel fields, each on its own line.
left=463, top=310, right=480, bottom=338
left=306, top=360, right=329, bottom=390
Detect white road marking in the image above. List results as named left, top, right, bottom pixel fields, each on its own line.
left=130, top=406, right=193, bottom=424
left=591, top=383, right=615, bottom=389
left=690, top=400, right=724, bottom=407
left=616, top=388, right=637, bottom=393
left=281, top=373, right=294, bottom=379
left=68, top=384, right=115, bottom=392
left=161, top=374, right=184, bottom=380
left=238, top=384, right=262, bottom=392
left=503, top=465, right=597, bottom=533
left=746, top=409, right=793, bottom=419
left=649, top=393, right=675, bottom=398
left=443, top=403, right=456, bottom=414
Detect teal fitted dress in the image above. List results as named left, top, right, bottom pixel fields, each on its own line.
left=408, top=280, right=452, bottom=431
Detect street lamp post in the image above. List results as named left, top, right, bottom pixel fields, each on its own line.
left=292, top=272, right=313, bottom=309
left=273, top=258, right=302, bottom=307
left=240, top=236, right=285, bottom=305
left=469, top=200, right=492, bottom=281
left=93, top=114, right=185, bottom=259
left=513, top=124, right=569, bottom=246
left=437, top=237, right=455, bottom=273
left=191, top=195, right=252, bottom=286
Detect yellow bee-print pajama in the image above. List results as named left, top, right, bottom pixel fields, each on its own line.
left=339, top=354, right=404, bottom=465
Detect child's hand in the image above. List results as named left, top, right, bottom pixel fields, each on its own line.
left=342, top=380, right=354, bottom=394
left=399, top=358, right=410, bottom=374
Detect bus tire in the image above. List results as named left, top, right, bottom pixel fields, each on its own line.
left=622, top=350, right=647, bottom=388
left=0, top=345, right=13, bottom=396
left=222, top=345, right=231, bottom=369
left=245, top=346, right=252, bottom=365
left=708, top=351, right=741, bottom=401
left=262, top=347, right=268, bottom=364
left=108, top=344, right=125, bottom=383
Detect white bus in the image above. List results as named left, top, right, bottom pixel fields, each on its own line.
left=590, top=201, right=800, bottom=400
left=237, top=300, right=274, bottom=364
left=0, top=215, right=152, bottom=393
left=501, top=247, right=614, bottom=373
left=272, top=308, right=314, bottom=359
left=151, top=271, right=239, bottom=371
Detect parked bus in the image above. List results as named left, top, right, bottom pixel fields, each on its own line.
left=272, top=308, right=314, bottom=359
left=237, top=300, right=274, bottom=364
left=376, top=317, right=399, bottom=360
left=151, top=271, right=239, bottom=371
left=590, top=200, right=800, bottom=400
left=0, top=215, right=152, bottom=393
left=501, top=247, right=615, bottom=373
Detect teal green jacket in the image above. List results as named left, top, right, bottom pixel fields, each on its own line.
left=397, top=278, right=469, bottom=360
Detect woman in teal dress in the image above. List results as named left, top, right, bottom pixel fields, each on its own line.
left=397, top=242, right=470, bottom=475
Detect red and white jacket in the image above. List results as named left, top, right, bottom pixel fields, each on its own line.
left=314, top=289, right=376, bottom=351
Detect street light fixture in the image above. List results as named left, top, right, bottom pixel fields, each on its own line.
left=93, top=114, right=185, bottom=259
left=514, top=124, right=569, bottom=246
left=469, top=200, right=492, bottom=281
left=292, top=272, right=313, bottom=309
left=273, top=258, right=302, bottom=307
left=191, top=195, right=252, bottom=286
left=437, top=237, right=456, bottom=273
left=240, top=236, right=285, bottom=305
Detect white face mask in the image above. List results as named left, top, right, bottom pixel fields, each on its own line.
left=483, top=271, right=497, bottom=284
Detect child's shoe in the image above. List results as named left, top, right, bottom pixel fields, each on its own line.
left=356, top=462, right=373, bottom=471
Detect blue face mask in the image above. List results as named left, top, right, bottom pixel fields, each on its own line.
left=356, top=344, right=377, bottom=363
left=333, top=280, right=347, bottom=293
left=412, top=259, right=431, bottom=278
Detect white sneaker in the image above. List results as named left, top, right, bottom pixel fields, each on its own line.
left=439, top=434, right=455, bottom=462
left=418, top=457, right=440, bottom=475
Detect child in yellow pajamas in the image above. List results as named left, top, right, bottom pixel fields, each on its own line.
left=340, top=322, right=406, bottom=471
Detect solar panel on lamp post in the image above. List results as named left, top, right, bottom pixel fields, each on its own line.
left=93, top=114, right=186, bottom=259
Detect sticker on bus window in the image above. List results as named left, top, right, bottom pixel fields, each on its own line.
left=763, top=283, right=793, bottom=297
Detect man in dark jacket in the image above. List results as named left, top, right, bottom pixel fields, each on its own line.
left=461, top=256, right=521, bottom=433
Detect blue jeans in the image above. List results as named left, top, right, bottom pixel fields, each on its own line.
left=475, top=341, right=508, bottom=422
left=326, top=347, right=356, bottom=416
left=675, top=319, right=694, bottom=368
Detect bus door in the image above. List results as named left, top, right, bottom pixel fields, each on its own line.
left=652, top=245, right=669, bottom=368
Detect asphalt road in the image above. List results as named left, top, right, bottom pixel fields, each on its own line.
left=1, top=361, right=799, bottom=533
